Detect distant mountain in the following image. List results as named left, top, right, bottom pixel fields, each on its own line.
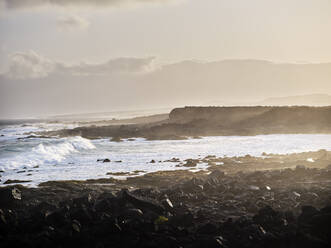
left=256, top=94, right=331, bottom=106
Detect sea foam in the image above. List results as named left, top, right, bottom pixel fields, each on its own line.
left=0, top=136, right=95, bottom=170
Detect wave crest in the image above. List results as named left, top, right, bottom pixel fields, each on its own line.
left=1, top=136, right=95, bottom=169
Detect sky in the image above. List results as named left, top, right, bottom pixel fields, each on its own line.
left=0, top=0, right=331, bottom=118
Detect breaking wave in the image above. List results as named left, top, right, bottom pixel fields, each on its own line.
left=0, top=136, right=95, bottom=169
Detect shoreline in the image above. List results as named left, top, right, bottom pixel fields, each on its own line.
left=1, top=151, right=331, bottom=247
left=1, top=149, right=330, bottom=187
left=42, top=106, right=331, bottom=140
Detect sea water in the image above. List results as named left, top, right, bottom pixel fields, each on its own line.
left=1, top=122, right=331, bottom=187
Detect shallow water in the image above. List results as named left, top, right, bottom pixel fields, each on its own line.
left=1, top=122, right=331, bottom=186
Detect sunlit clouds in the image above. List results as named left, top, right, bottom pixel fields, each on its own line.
left=4, top=50, right=156, bottom=79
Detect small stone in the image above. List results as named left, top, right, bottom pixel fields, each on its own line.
left=72, top=220, right=81, bottom=232
left=161, top=198, right=173, bottom=209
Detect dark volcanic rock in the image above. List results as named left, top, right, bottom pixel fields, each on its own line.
left=0, top=187, right=21, bottom=208
left=3, top=179, right=31, bottom=184
left=119, top=189, right=165, bottom=215
left=97, top=158, right=111, bottom=163
left=1, top=164, right=331, bottom=248
left=183, top=159, right=198, bottom=167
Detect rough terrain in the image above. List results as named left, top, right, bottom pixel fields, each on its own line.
left=1, top=150, right=331, bottom=248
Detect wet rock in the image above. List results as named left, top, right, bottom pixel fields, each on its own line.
left=0, top=209, right=6, bottom=225
left=73, top=194, right=93, bottom=207
left=170, top=211, right=194, bottom=227
left=72, top=219, right=81, bottom=233
left=1, top=155, right=331, bottom=247
left=296, top=164, right=307, bottom=170
left=161, top=198, right=174, bottom=211
left=182, top=178, right=204, bottom=193
left=97, top=158, right=111, bottom=162
left=45, top=208, right=69, bottom=228
left=299, top=205, right=319, bottom=223
left=94, top=195, right=116, bottom=213
left=164, top=158, right=181, bottom=163
left=123, top=208, right=144, bottom=219
left=197, top=223, right=219, bottom=234
left=107, top=171, right=130, bottom=176
left=265, top=186, right=271, bottom=191
left=253, top=206, right=286, bottom=231
left=196, top=236, right=226, bottom=248
left=293, top=191, right=301, bottom=198
left=119, top=190, right=165, bottom=215
left=32, top=201, right=57, bottom=218
left=208, top=170, right=225, bottom=179
left=183, top=159, right=198, bottom=167
left=248, top=185, right=260, bottom=191
left=0, top=187, right=21, bottom=208
left=110, top=136, right=123, bottom=142
left=70, top=207, right=93, bottom=224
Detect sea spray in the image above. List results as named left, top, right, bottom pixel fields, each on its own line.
left=1, top=133, right=331, bottom=186
left=0, top=136, right=95, bottom=170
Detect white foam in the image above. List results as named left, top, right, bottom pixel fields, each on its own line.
left=1, top=134, right=331, bottom=186
left=0, top=136, right=95, bottom=169
left=0, top=122, right=78, bottom=142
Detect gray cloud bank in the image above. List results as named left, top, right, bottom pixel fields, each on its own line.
left=5, top=50, right=155, bottom=79
left=1, top=0, right=176, bottom=10
left=1, top=52, right=331, bottom=118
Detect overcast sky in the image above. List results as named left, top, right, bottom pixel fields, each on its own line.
left=0, top=0, right=331, bottom=118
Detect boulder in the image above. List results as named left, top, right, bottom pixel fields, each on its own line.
left=119, top=190, right=165, bottom=215
left=183, top=159, right=198, bottom=167
left=0, top=187, right=22, bottom=208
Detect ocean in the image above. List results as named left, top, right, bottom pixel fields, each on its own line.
left=1, top=121, right=331, bottom=187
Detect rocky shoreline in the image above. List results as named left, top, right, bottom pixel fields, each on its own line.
left=1, top=150, right=331, bottom=247
left=43, top=106, right=331, bottom=140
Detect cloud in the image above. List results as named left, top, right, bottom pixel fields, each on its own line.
left=1, top=0, right=179, bottom=10
left=63, top=57, right=156, bottom=75
left=6, top=50, right=55, bottom=79
left=4, top=50, right=156, bottom=79
left=56, top=15, right=90, bottom=31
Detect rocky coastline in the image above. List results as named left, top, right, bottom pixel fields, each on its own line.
left=42, top=106, right=331, bottom=140
left=1, top=150, right=331, bottom=247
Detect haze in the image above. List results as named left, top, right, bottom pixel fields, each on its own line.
left=0, top=0, right=331, bottom=118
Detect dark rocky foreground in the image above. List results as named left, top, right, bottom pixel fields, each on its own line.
left=1, top=160, right=331, bottom=248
